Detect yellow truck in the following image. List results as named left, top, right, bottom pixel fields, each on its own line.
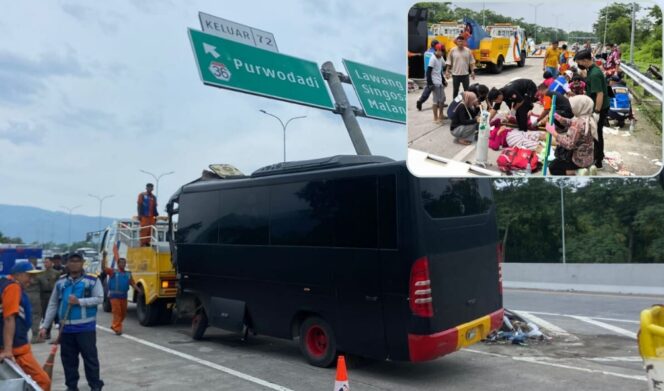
left=99, top=218, right=177, bottom=326
left=428, top=22, right=464, bottom=52
left=476, top=23, right=527, bottom=74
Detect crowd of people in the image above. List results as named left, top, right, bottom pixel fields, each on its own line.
left=0, top=251, right=140, bottom=390
left=414, top=35, right=632, bottom=176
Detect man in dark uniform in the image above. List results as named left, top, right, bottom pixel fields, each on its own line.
left=487, top=79, right=538, bottom=131
left=574, top=49, right=610, bottom=168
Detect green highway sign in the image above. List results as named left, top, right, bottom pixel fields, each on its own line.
left=342, top=59, right=406, bottom=124
left=188, top=28, right=334, bottom=110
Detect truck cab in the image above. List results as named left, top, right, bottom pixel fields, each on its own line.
left=478, top=24, right=527, bottom=73
left=428, top=22, right=464, bottom=54
left=99, top=218, right=177, bottom=325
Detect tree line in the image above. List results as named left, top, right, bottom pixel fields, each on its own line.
left=594, top=3, right=662, bottom=70
left=494, top=177, right=664, bottom=263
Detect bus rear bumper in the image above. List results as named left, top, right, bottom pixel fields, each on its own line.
left=407, top=308, right=504, bottom=362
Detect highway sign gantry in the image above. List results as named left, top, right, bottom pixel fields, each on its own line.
left=188, top=28, right=334, bottom=110
left=342, top=59, right=406, bottom=124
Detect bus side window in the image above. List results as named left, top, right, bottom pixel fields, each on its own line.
left=378, top=175, right=397, bottom=249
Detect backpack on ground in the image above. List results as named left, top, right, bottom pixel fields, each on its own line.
left=497, top=146, right=539, bottom=172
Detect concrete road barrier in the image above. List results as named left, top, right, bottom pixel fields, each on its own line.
left=503, top=263, right=664, bottom=296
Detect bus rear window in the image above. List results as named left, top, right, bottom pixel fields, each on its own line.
left=419, top=179, right=492, bottom=219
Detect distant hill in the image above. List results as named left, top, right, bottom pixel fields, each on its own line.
left=0, top=204, right=116, bottom=244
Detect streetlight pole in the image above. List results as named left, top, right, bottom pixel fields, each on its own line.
left=629, top=2, right=636, bottom=65
left=558, top=181, right=566, bottom=264
left=259, top=110, right=307, bottom=162
left=60, top=204, right=82, bottom=249
left=530, top=4, right=543, bottom=43
left=88, top=193, right=114, bottom=232
left=603, top=2, right=610, bottom=50
left=139, top=170, right=175, bottom=202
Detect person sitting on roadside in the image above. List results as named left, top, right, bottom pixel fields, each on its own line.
left=569, top=75, right=587, bottom=96
left=450, top=91, right=480, bottom=145
left=533, top=83, right=574, bottom=128
left=542, top=70, right=555, bottom=88
left=549, top=70, right=573, bottom=96
left=447, top=83, right=489, bottom=118
left=545, top=95, right=598, bottom=175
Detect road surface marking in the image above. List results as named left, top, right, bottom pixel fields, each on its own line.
left=585, top=356, right=643, bottom=363
left=463, top=349, right=646, bottom=382
left=452, top=144, right=476, bottom=162
left=512, top=310, right=578, bottom=341
left=568, top=316, right=637, bottom=339
left=97, top=326, right=294, bottom=391
left=514, top=310, right=640, bottom=324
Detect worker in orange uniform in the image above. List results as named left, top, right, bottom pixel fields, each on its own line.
left=0, top=262, right=51, bottom=391
left=137, top=183, right=158, bottom=246
left=101, top=254, right=140, bottom=335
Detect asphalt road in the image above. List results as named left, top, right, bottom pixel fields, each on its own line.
left=407, top=57, right=663, bottom=177
left=30, top=288, right=658, bottom=391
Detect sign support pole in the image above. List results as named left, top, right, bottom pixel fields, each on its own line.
left=321, top=61, right=371, bottom=155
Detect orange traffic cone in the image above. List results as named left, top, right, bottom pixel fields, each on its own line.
left=334, top=355, right=350, bottom=391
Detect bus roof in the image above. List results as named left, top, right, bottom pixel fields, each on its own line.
left=251, top=155, right=394, bottom=178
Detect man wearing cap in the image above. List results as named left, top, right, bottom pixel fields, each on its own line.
left=40, top=253, right=104, bottom=391
left=137, top=183, right=158, bottom=246
left=0, top=262, right=51, bottom=391
left=52, top=254, right=65, bottom=273
left=416, top=39, right=441, bottom=111
left=445, top=35, right=476, bottom=99
left=25, top=257, right=43, bottom=343
left=574, top=49, right=609, bottom=168
left=36, top=257, right=61, bottom=339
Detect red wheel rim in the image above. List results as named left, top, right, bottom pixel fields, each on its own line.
left=305, top=325, right=328, bottom=357
left=192, top=313, right=201, bottom=330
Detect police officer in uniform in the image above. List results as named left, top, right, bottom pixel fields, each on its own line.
left=41, top=253, right=104, bottom=391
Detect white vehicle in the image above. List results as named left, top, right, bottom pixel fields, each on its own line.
left=76, top=247, right=100, bottom=263
left=477, top=24, right=527, bottom=73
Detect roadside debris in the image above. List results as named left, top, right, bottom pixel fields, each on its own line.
left=484, top=309, right=551, bottom=346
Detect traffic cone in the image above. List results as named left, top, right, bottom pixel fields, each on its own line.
left=334, top=355, right=350, bottom=391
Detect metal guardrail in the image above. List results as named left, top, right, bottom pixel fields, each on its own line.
left=621, top=63, right=664, bottom=103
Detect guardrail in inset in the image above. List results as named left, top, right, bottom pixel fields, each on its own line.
left=622, top=63, right=664, bottom=103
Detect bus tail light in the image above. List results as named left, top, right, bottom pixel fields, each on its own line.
left=410, top=257, right=434, bottom=317
left=497, top=243, right=504, bottom=295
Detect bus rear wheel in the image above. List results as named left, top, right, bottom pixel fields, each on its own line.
left=299, top=317, right=337, bottom=367
left=191, top=308, right=208, bottom=340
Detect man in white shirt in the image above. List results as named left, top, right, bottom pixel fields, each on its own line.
left=445, top=35, right=476, bottom=99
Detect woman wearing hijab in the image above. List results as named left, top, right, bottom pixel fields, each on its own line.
left=450, top=91, right=480, bottom=145
left=545, top=95, right=597, bottom=175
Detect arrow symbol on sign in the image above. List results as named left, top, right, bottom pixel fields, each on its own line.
left=203, top=43, right=220, bottom=58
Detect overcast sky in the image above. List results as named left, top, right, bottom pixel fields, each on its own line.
left=0, top=0, right=409, bottom=218
left=456, top=1, right=655, bottom=33
left=1, top=0, right=660, bottom=219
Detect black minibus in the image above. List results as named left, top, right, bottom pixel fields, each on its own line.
left=167, top=155, right=503, bottom=367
